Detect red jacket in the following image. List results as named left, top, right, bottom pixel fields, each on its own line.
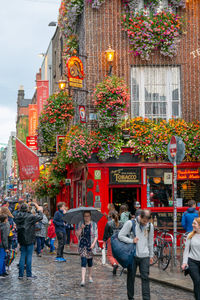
left=48, top=220, right=56, bottom=238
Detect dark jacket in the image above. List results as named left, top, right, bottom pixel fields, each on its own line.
left=53, top=210, right=66, bottom=234
left=0, top=223, right=9, bottom=250
left=181, top=207, right=199, bottom=232
left=15, top=211, right=43, bottom=246
left=103, top=220, right=123, bottom=242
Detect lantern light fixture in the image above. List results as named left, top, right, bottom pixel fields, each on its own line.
left=58, top=79, right=67, bottom=91
left=105, top=46, right=115, bottom=76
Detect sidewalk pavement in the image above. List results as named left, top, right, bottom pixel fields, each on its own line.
left=64, top=244, right=193, bottom=293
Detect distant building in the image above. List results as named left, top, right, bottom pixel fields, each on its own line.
left=16, top=86, right=32, bottom=143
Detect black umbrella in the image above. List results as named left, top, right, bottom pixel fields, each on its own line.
left=63, top=207, right=104, bottom=224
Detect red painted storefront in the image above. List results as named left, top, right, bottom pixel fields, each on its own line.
left=57, top=148, right=200, bottom=245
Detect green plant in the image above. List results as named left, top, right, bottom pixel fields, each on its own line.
left=38, top=91, right=74, bottom=151
left=93, top=76, right=130, bottom=127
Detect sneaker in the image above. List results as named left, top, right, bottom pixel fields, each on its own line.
left=59, top=257, right=66, bottom=262
left=0, top=275, right=7, bottom=279
left=18, top=277, right=23, bottom=280
left=54, top=257, right=62, bottom=262
left=2, top=272, right=9, bottom=277
left=37, top=253, right=42, bottom=257
left=80, top=281, right=85, bottom=287
left=27, top=275, right=37, bottom=280
left=89, top=278, right=93, bottom=283
left=112, top=264, right=118, bottom=275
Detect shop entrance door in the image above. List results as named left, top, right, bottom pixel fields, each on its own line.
left=111, top=187, right=140, bottom=216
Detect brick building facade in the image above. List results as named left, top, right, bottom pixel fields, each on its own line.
left=62, top=0, right=200, bottom=123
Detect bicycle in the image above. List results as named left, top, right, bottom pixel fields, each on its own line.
left=150, top=229, right=172, bottom=271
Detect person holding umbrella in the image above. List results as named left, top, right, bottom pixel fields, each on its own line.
left=76, top=211, right=98, bottom=287
left=63, top=207, right=103, bottom=286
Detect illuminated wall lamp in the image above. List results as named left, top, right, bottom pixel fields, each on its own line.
left=105, top=46, right=115, bottom=76
left=58, top=79, right=67, bottom=91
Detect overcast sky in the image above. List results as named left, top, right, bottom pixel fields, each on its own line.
left=0, top=0, right=60, bottom=144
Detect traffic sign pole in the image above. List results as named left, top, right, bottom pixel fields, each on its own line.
left=173, top=158, right=177, bottom=266
left=167, top=135, right=185, bottom=268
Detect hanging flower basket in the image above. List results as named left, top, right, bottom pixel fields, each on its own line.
left=93, top=76, right=130, bottom=128
left=38, top=91, right=74, bottom=151
left=121, top=10, right=183, bottom=60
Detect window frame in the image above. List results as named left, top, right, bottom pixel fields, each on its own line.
left=131, top=66, right=181, bottom=120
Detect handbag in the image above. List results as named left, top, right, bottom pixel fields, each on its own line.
left=35, top=222, right=42, bottom=232
left=111, top=220, right=136, bottom=269
left=5, top=250, right=16, bottom=266
left=183, top=266, right=190, bottom=276
left=102, top=247, right=106, bottom=265
left=71, top=230, right=78, bottom=244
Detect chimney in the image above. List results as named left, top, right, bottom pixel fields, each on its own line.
left=17, top=85, right=25, bottom=103
left=36, top=68, right=41, bottom=81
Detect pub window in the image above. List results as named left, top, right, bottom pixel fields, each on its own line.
left=133, top=0, right=169, bottom=12
left=131, top=66, right=181, bottom=120
left=147, top=168, right=172, bottom=208
left=177, top=169, right=200, bottom=207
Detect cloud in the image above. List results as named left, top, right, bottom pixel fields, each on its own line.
left=0, top=0, right=60, bottom=143
left=0, top=106, right=16, bottom=144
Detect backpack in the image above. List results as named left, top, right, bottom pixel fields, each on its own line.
left=111, top=220, right=136, bottom=269
left=35, top=222, right=42, bottom=232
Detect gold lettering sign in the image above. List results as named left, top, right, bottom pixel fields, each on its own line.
left=109, top=167, right=141, bottom=185
left=178, top=169, right=200, bottom=180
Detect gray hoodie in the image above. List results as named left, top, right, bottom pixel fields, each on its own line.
left=118, top=218, right=154, bottom=258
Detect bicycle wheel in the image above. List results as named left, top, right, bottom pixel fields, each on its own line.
left=150, top=242, right=159, bottom=266
left=160, top=241, right=171, bottom=270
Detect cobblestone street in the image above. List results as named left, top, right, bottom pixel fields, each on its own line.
left=0, top=252, right=194, bottom=300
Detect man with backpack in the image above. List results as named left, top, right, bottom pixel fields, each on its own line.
left=15, top=202, right=43, bottom=280
left=118, top=209, right=154, bottom=300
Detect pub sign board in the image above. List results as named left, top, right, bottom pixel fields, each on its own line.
left=109, top=167, right=141, bottom=185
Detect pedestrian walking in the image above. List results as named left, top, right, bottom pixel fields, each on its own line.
left=47, top=219, right=56, bottom=254
left=120, top=204, right=130, bottom=224
left=53, top=202, right=67, bottom=262
left=76, top=211, right=98, bottom=286
left=103, top=211, right=123, bottom=275
left=104, top=203, right=117, bottom=221
left=0, top=214, right=9, bottom=278
left=15, top=202, right=43, bottom=280
left=118, top=209, right=154, bottom=300
left=0, top=207, right=13, bottom=250
left=35, top=207, right=48, bottom=257
left=182, top=212, right=200, bottom=300
left=181, top=200, right=198, bottom=232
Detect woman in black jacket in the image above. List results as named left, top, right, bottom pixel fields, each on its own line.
left=103, top=211, right=123, bottom=275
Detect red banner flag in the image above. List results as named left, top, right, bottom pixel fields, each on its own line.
left=29, top=104, right=38, bottom=136
left=16, top=138, right=40, bottom=180
left=36, top=80, right=49, bottom=118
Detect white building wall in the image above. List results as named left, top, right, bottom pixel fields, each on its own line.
left=41, top=40, right=53, bottom=96
left=6, top=132, right=15, bottom=180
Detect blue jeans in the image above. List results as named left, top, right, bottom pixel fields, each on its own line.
left=19, top=244, right=34, bottom=277
left=0, top=247, right=6, bottom=275
left=36, top=237, right=45, bottom=254
left=50, top=238, right=55, bottom=252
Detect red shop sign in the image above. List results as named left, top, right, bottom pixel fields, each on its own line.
left=26, top=136, right=38, bottom=151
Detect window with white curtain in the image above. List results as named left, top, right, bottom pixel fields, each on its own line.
left=131, top=66, right=181, bottom=120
